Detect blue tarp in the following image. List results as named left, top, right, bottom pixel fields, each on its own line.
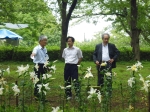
left=0, top=29, right=23, bottom=40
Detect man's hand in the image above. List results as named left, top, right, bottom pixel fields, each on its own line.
left=95, top=61, right=100, bottom=66
left=77, top=58, right=82, bottom=65
left=109, top=59, right=114, bottom=64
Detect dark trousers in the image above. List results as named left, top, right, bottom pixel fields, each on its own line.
left=97, top=62, right=112, bottom=86
left=64, top=64, right=79, bottom=97
left=34, top=63, right=46, bottom=97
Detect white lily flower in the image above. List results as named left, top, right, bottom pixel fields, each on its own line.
left=66, top=85, right=71, bottom=88
left=113, top=72, right=117, bottom=76
left=42, top=74, right=47, bottom=80
left=59, top=85, right=66, bottom=90
left=12, top=83, right=20, bottom=96
left=105, top=72, right=111, bottom=77
left=101, top=62, right=107, bottom=66
left=88, top=87, right=97, bottom=95
left=77, top=65, right=81, bottom=67
left=0, top=78, right=7, bottom=86
left=6, top=67, right=10, bottom=74
left=29, top=72, right=36, bottom=79
left=146, top=75, right=150, bottom=79
left=87, top=66, right=91, bottom=72
left=84, top=72, right=93, bottom=79
left=127, top=65, right=138, bottom=72
left=46, top=74, right=52, bottom=78
left=127, top=77, right=135, bottom=87
left=127, top=61, right=143, bottom=72
left=53, top=60, right=58, bottom=63
left=43, top=83, right=50, bottom=90
left=129, top=104, right=134, bottom=110
left=43, top=90, right=47, bottom=95
left=139, top=74, right=144, bottom=82
left=33, top=75, right=39, bottom=86
left=42, top=74, right=52, bottom=80
left=131, top=65, right=138, bottom=72
left=44, top=61, right=49, bottom=68
left=0, top=87, right=4, bottom=95
left=16, top=64, right=29, bottom=76
left=50, top=65, right=56, bottom=73
left=97, top=91, right=102, bottom=103
left=87, top=87, right=97, bottom=99
left=139, top=74, right=150, bottom=92
left=135, top=61, right=143, bottom=69
left=52, top=106, right=62, bottom=112
left=35, top=64, right=39, bottom=71
left=37, top=84, right=42, bottom=93
left=141, top=80, right=150, bottom=92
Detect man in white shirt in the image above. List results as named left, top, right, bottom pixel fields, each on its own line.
left=62, top=36, right=83, bottom=99
left=31, top=35, right=49, bottom=99
left=93, top=33, right=120, bottom=86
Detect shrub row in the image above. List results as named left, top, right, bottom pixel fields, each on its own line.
left=0, top=46, right=150, bottom=62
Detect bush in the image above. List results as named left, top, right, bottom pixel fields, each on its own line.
left=0, top=46, right=150, bottom=62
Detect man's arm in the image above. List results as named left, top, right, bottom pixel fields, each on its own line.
left=31, top=53, right=36, bottom=57
left=62, top=49, right=65, bottom=59
left=77, top=48, right=83, bottom=65
left=30, top=47, right=37, bottom=58
left=93, top=45, right=100, bottom=65
left=109, top=44, right=120, bottom=63
left=77, top=58, right=82, bottom=65
left=113, top=44, right=120, bottom=61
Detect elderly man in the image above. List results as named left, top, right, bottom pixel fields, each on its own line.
left=62, top=36, right=83, bottom=99
left=31, top=35, right=49, bottom=99
left=93, top=33, right=120, bottom=86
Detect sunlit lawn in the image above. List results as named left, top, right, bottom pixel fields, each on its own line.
left=0, top=60, right=150, bottom=111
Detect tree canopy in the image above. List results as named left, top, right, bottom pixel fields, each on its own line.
left=0, top=0, right=61, bottom=46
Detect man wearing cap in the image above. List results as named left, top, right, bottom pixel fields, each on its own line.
left=62, top=36, right=83, bottom=99
left=31, top=35, right=49, bottom=99
left=93, top=33, right=120, bottom=86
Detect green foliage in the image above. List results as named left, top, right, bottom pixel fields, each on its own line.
left=0, top=0, right=61, bottom=46
left=0, top=46, right=14, bottom=61
left=0, top=61, right=149, bottom=111
left=0, top=46, right=150, bottom=62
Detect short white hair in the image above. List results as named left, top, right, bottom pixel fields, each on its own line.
left=39, top=35, right=47, bottom=42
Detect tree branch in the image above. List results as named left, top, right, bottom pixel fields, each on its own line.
left=66, top=0, right=77, bottom=24
left=57, top=0, right=62, bottom=17
left=141, top=31, right=150, bottom=43
left=71, top=12, right=126, bottom=18
left=117, top=16, right=131, bottom=36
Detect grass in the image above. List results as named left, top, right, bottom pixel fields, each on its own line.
left=0, top=60, right=150, bottom=111
left=1, top=60, right=150, bottom=87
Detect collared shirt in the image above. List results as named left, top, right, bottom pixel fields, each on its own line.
left=102, top=43, right=110, bottom=61
left=62, top=46, right=83, bottom=64
left=32, top=45, right=49, bottom=64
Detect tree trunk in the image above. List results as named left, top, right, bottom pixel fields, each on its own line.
left=60, top=1, right=67, bottom=59
left=130, top=0, right=141, bottom=61
left=60, top=0, right=78, bottom=59
left=131, top=30, right=140, bottom=61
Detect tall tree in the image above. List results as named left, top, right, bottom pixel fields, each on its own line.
left=47, top=0, right=83, bottom=57
left=0, top=0, right=60, bottom=46
left=58, top=0, right=78, bottom=55
left=130, top=0, right=141, bottom=60
left=76, top=0, right=149, bottom=60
